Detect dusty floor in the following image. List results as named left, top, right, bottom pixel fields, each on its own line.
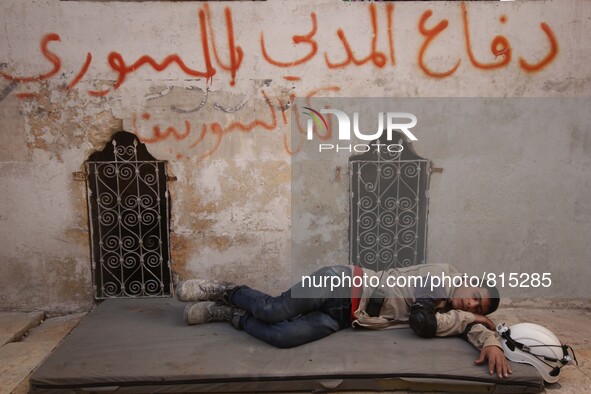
left=0, top=307, right=589, bottom=394
left=0, top=311, right=86, bottom=394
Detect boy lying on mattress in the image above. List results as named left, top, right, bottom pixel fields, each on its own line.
left=177, top=263, right=511, bottom=379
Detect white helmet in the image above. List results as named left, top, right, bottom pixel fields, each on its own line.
left=496, top=323, right=577, bottom=384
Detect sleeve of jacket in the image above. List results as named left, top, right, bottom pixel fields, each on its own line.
left=462, top=323, right=503, bottom=350
left=435, top=310, right=476, bottom=337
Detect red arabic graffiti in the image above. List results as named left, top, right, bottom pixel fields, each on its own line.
left=68, top=52, right=92, bottom=90
left=109, top=9, right=216, bottom=91
left=518, top=22, right=559, bottom=72
left=418, top=10, right=460, bottom=78
left=0, top=3, right=561, bottom=99
left=462, top=3, right=512, bottom=70
left=261, top=12, right=319, bottom=68
left=324, top=4, right=388, bottom=69
left=418, top=4, right=558, bottom=78
left=136, top=112, right=192, bottom=144
left=205, top=4, right=243, bottom=86
left=131, top=86, right=341, bottom=159
left=0, top=33, right=61, bottom=83
left=133, top=90, right=276, bottom=159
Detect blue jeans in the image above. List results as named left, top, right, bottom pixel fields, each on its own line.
left=228, top=265, right=352, bottom=348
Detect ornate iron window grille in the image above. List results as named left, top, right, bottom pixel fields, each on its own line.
left=86, top=131, right=172, bottom=299
left=349, top=134, right=430, bottom=272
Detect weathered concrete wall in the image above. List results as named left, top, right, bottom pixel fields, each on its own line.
left=0, top=0, right=589, bottom=312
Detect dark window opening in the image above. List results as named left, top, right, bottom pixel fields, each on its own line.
left=349, top=132, right=430, bottom=272
left=85, top=131, right=173, bottom=299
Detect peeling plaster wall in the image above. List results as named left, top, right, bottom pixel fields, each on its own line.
left=0, top=0, right=590, bottom=312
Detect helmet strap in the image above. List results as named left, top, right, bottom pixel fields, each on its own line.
left=500, top=328, right=578, bottom=376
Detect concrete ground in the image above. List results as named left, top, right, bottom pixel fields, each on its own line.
left=0, top=307, right=589, bottom=394
left=0, top=311, right=86, bottom=394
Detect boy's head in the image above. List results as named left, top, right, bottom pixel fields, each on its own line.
left=450, top=284, right=500, bottom=315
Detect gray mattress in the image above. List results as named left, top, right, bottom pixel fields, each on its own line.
left=29, top=298, right=544, bottom=393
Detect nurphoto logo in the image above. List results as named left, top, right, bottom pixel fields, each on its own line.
left=302, top=107, right=418, bottom=153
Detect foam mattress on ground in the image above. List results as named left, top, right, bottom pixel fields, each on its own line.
left=30, top=298, right=544, bottom=393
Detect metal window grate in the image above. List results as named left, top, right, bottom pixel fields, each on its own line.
left=349, top=134, right=430, bottom=272
left=86, top=131, right=172, bottom=299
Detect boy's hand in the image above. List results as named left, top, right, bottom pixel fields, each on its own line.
left=473, top=314, right=496, bottom=331
left=475, top=345, right=512, bottom=379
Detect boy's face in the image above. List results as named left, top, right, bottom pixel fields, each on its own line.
left=450, top=286, right=491, bottom=315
